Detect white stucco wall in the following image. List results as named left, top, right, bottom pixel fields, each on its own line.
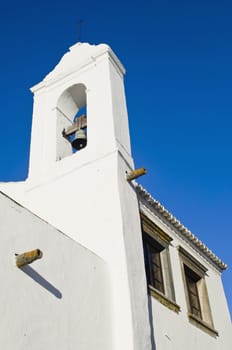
left=2, top=152, right=151, bottom=350
left=0, top=192, right=112, bottom=350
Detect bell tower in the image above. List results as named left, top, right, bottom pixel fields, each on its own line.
left=28, top=43, right=133, bottom=183
left=0, top=43, right=151, bottom=350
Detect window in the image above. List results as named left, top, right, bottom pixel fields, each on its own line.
left=184, top=265, right=202, bottom=319
left=179, top=246, right=218, bottom=336
left=141, top=213, right=180, bottom=313
left=143, top=235, right=165, bottom=294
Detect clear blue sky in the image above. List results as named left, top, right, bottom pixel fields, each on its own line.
left=0, top=0, right=231, bottom=317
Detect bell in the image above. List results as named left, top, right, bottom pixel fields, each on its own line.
left=71, top=128, right=87, bottom=150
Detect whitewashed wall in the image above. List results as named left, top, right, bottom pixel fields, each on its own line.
left=0, top=192, right=112, bottom=350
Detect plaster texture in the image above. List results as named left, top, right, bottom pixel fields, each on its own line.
left=0, top=191, right=111, bottom=350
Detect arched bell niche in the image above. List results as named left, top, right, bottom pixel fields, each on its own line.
left=56, top=83, right=87, bottom=161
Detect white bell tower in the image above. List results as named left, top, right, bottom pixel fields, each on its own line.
left=28, top=43, right=133, bottom=181
left=0, top=43, right=151, bottom=349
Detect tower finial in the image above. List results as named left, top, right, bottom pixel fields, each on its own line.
left=78, top=19, right=83, bottom=42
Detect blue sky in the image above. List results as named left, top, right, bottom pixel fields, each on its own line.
left=0, top=0, right=231, bottom=317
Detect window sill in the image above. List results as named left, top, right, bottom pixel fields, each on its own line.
left=148, top=285, right=180, bottom=313
left=188, top=313, right=219, bottom=337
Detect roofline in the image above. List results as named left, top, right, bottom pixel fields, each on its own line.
left=136, top=183, right=227, bottom=271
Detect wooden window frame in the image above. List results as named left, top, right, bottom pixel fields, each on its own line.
left=143, top=234, right=165, bottom=294
left=184, top=265, right=202, bottom=319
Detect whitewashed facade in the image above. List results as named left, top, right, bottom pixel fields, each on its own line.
left=0, top=42, right=231, bottom=349
left=0, top=191, right=111, bottom=349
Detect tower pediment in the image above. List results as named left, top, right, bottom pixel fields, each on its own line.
left=31, top=42, right=125, bottom=92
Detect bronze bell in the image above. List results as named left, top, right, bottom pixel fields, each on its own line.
left=71, top=128, right=87, bottom=150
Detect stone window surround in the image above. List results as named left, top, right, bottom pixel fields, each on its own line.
left=178, top=246, right=219, bottom=337
left=141, top=213, right=180, bottom=313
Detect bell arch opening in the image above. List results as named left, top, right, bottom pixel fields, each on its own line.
left=56, top=83, right=87, bottom=161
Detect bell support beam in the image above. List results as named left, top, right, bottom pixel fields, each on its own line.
left=62, top=115, right=87, bottom=137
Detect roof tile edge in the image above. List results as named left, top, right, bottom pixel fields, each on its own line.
left=136, top=183, right=227, bottom=271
